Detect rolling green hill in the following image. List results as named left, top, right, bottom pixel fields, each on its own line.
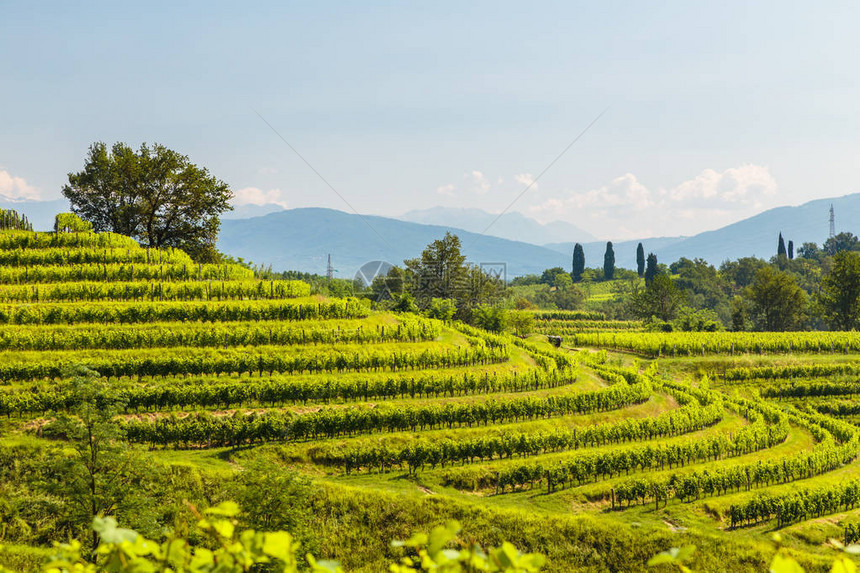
left=4, top=223, right=860, bottom=572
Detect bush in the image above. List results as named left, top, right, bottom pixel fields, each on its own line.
left=54, top=213, right=94, bottom=233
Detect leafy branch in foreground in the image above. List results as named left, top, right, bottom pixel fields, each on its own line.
left=26, top=502, right=545, bottom=573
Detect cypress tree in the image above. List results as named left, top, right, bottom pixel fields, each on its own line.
left=644, top=253, right=658, bottom=284
left=788, top=240, right=794, bottom=260
left=571, top=243, right=585, bottom=282
left=636, top=243, right=645, bottom=277
left=603, top=242, right=615, bottom=281
left=778, top=232, right=787, bottom=258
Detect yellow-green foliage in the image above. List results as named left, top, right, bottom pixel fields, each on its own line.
left=26, top=503, right=544, bottom=573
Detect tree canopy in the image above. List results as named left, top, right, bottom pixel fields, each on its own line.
left=824, top=232, right=860, bottom=256
left=629, top=274, right=685, bottom=322
left=745, top=266, right=807, bottom=331
left=403, top=232, right=503, bottom=320
left=62, top=142, right=233, bottom=262
left=819, top=250, right=860, bottom=330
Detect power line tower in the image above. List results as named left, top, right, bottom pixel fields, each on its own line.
left=326, top=254, right=334, bottom=280
left=829, top=204, right=836, bottom=239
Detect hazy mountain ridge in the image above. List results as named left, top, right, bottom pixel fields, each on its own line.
left=652, top=193, right=860, bottom=265
left=399, top=207, right=596, bottom=245
left=218, top=208, right=571, bottom=277
left=222, top=203, right=286, bottom=220
left=5, top=193, right=859, bottom=276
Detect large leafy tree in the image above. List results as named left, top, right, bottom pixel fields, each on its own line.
left=719, top=257, right=768, bottom=288
left=404, top=232, right=468, bottom=302
left=62, top=142, right=232, bottom=262
left=629, top=274, right=685, bottom=322
left=670, top=257, right=729, bottom=320
left=404, top=232, right=503, bottom=320
left=540, top=267, right=567, bottom=285
left=744, top=266, right=807, bottom=331
left=824, top=232, right=860, bottom=256
left=797, top=242, right=822, bottom=261
left=819, top=250, right=860, bottom=330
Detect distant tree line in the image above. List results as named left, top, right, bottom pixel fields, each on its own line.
left=515, top=230, right=860, bottom=333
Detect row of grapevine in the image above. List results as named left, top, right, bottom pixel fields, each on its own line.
left=0, top=317, right=441, bottom=351
left=0, top=344, right=510, bottom=383
left=0, top=368, right=575, bottom=416
left=0, top=279, right=312, bottom=302
left=120, top=382, right=650, bottom=448
left=762, top=380, right=860, bottom=399
left=0, top=230, right=142, bottom=250
left=0, top=246, right=193, bottom=266
left=529, top=310, right=606, bottom=320
left=0, top=209, right=33, bottom=231
left=442, top=400, right=788, bottom=493
left=613, top=410, right=859, bottom=508
left=813, top=402, right=860, bottom=417
left=326, top=390, right=724, bottom=474
left=725, top=363, right=860, bottom=381
left=568, top=332, right=860, bottom=356
left=452, top=322, right=579, bottom=373
left=534, top=320, right=643, bottom=334
left=0, top=298, right=367, bottom=325
left=0, top=262, right=254, bottom=284
left=729, top=481, right=860, bottom=528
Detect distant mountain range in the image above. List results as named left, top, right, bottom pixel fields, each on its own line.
left=398, top=207, right=596, bottom=245
left=651, top=193, right=860, bottom=264
left=219, top=195, right=860, bottom=276
left=5, top=193, right=859, bottom=277
left=222, top=203, right=286, bottom=220
left=218, top=208, right=570, bottom=278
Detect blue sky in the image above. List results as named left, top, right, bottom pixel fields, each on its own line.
left=1, top=1, right=858, bottom=240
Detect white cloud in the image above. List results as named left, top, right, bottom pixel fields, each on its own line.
left=514, top=173, right=538, bottom=191
left=528, top=165, right=779, bottom=240
left=466, top=170, right=491, bottom=194
left=436, top=183, right=456, bottom=196
left=0, top=169, right=40, bottom=201
left=232, top=187, right=289, bottom=207
left=666, top=165, right=777, bottom=208
left=562, top=173, right=653, bottom=211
